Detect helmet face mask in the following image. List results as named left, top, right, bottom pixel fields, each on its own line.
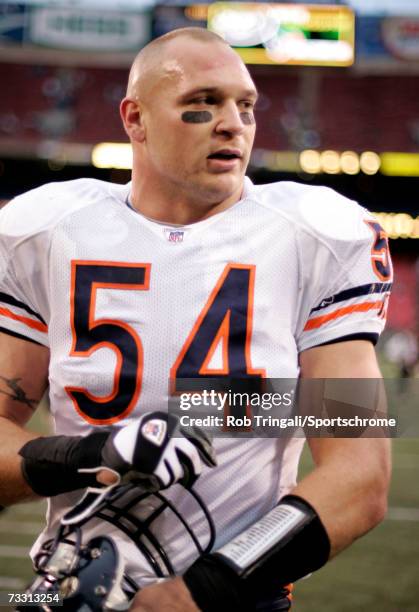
left=28, top=535, right=129, bottom=611
left=20, top=480, right=216, bottom=611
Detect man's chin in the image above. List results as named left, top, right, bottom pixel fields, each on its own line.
left=200, top=173, right=244, bottom=203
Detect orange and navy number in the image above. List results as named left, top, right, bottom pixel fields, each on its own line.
left=65, top=262, right=264, bottom=425
left=65, top=261, right=150, bottom=425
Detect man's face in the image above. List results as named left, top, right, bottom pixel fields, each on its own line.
left=138, top=39, right=257, bottom=205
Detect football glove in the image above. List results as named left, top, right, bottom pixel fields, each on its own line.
left=19, top=411, right=217, bottom=497
left=102, top=411, right=217, bottom=488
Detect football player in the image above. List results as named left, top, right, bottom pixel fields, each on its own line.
left=0, top=28, right=392, bottom=612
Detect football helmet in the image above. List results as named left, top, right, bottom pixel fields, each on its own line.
left=18, top=478, right=216, bottom=611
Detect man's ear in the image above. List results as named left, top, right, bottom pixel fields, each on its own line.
left=120, top=97, right=146, bottom=143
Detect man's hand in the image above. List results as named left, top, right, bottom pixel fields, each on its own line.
left=101, top=411, right=217, bottom=488
left=129, top=577, right=200, bottom=612
left=19, top=411, right=217, bottom=497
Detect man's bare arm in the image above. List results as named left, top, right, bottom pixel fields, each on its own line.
left=294, top=339, right=391, bottom=557
left=0, top=332, right=49, bottom=505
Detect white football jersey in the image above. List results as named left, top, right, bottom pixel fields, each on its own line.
left=0, top=177, right=392, bottom=585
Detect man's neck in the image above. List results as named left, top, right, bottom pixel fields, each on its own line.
left=129, top=172, right=244, bottom=225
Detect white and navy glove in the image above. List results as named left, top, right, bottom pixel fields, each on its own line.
left=102, top=411, right=216, bottom=489
left=19, top=411, right=216, bottom=497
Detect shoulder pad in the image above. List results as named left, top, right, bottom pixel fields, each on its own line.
left=0, top=179, right=127, bottom=239
left=252, top=181, right=374, bottom=244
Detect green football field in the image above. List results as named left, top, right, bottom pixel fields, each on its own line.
left=0, top=414, right=418, bottom=610
left=295, top=438, right=419, bottom=612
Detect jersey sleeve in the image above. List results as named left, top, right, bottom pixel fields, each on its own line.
left=294, top=188, right=392, bottom=352
left=0, top=189, right=51, bottom=347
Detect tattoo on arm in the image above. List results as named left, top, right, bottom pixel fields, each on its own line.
left=0, top=375, right=39, bottom=409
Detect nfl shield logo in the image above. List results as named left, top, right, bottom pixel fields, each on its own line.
left=164, top=228, right=185, bottom=243
left=142, top=419, right=167, bottom=446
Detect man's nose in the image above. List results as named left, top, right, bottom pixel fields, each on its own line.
left=214, top=102, right=245, bottom=136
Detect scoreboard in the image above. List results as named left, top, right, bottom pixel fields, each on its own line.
left=154, top=3, right=355, bottom=67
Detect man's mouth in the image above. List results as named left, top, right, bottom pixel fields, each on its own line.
left=207, top=149, right=242, bottom=161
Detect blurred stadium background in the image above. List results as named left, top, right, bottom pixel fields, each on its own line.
left=0, top=0, right=418, bottom=610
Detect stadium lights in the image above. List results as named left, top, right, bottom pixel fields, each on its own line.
left=320, top=150, right=341, bottom=175
left=359, top=151, right=381, bottom=175
left=380, top=153, right=419, bottom=177
left=254, top=147, right=417, bottom=179
left=298, top=150, right=321, bottom=174
left=251, top=150, right=300, bottom=172
left=92, top=143, right=132, bottom=169
left=91, top=144, right=419, bottom=181
left=374, top=212, right=419, bottom=239
left=340, top=151, right=360, bottom=175
left=299, top=150, right=381, bottom=175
